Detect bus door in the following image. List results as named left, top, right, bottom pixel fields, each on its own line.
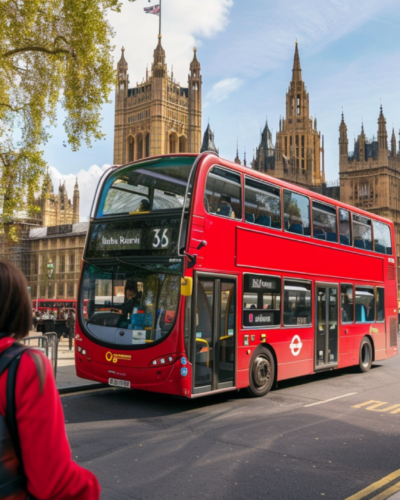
left=315, top=283, right=339, bottom=370
left=192, top=274, right=236, bottom=394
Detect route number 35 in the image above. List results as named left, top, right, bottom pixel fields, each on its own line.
left=152, top=229, right=169, bottom=248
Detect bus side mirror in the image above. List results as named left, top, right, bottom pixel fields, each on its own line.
left=181, top=277, right=193, bottom=296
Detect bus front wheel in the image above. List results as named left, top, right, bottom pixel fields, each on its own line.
left=247, top=346, right=275, bottom=397
left=359, top=337, right=372, bottom=373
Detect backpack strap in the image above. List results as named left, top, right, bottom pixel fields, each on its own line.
left=6, top=346, right=28, bottom=469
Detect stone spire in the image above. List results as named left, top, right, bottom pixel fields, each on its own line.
left=152, top=35, right=166, bottom=78
left=339, top=112, right=348, bottom=157
left=200, top=123, right=219, bottom=154
left=117, top=47, right=128, bottom=82
left=359, top=122, right=366, bottom=161
left=378, top=105, right=388, bottom=151
left=188, top=47, right=202, bottom=153
left=73, top=177, right=79, bottom=223
left=292, top=41, right=302, bottom=82
left=234, top=140, right=241, bottom=165
left=391, top=128, right=397, bottom=157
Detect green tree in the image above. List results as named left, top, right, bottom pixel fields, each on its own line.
left=0, top=0, right=131, bottom=239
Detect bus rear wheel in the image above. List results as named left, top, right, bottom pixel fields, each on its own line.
left=359, top=337, right=372, bottom=373
left=247, top=346, right=275, bottom=397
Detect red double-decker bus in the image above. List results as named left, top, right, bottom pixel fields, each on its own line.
left=75, top=153, right=398, bottom=398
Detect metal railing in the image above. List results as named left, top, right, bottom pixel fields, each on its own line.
left=22, top=332, right=58, bottom=379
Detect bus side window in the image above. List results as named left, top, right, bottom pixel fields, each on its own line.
left=339, top=208, right=351, bottom=246
left=283, top=280, right=312, bottom=326
left=242, top=275, right=281, bottom=327
left=312, top=201, right=337, bottom=242
left=340, top=284, right=353, bottom=323
left=355, top=287, right=374, bottom=322
left=204, top=167, right=242, bottom=220
left=376, top=287, right=385, bottom=322
left=283, top=190, right=310, bottom=236
left=373, top=220, right=392, bottom=255
left=353, top=214, right=372, bottom=251
left=244, top=178, right=281, bottom=229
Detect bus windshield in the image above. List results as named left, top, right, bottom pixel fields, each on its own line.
left=80, top=261, right=182, bottom=347
left=97, top=157, right=193, bottom=217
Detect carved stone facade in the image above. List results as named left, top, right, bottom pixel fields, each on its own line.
left=113, top=36, right=202, bottom=165
left=253, top=43, right=325, bottom=190
left=28, top=222, right=88, bottom=300
left=339, top=107, right=400, bottom=294
left=37, top=171, right=80, bottom=227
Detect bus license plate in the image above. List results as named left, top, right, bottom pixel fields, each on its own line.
left=108, top=378, right=131, bottom=388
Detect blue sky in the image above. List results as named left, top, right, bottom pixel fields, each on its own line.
left=44, top=0, right=400, bottom=218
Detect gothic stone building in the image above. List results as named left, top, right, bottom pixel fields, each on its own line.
left=253, top=43, right=325, bottom=191
left=0, top=172, right=85, bottom=300
left=113, top=36, right=202, bottom=164
left=339, top=107, right=400, bottom=293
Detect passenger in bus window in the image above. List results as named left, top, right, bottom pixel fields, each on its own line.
left=135, top=198, right=150, bottom=213
left=217, top=195, right=235, bottom=218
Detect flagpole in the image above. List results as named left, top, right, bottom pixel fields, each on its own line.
left=159, top=0, right=162, bottom=36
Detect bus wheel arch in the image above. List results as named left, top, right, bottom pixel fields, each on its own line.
left=246, top=344, right=276, bottom=397
left=359, top=336, right=373, bottom=373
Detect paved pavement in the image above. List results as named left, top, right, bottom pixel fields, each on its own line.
left=27, top=332, right=100, bottom=391
left=60, top=347, right=400, bottom=500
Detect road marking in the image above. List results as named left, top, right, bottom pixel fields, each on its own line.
left=345, top=469, right=400, bottom=500
left=352, top=401, right=400, bottom=414
left=304, top=392, right=357, bottom=407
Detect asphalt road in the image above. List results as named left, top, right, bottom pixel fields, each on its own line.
left=63, top=344, right=400, bottom=500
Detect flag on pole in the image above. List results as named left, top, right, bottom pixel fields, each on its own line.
left=144, top=4, right=160, bottom=16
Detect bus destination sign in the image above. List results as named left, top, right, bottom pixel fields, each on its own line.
left=87, top=218, right=180, bottom=258
left=244, top=274, right=280, bottom=293
left=100, top=229, right=142, bottom=250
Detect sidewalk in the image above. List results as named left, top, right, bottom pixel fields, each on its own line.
left=27, top=332, right=101, bottom=391
left=56, top=338, right=101, bottom=391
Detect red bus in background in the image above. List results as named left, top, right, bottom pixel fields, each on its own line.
left=33, top=299, right=77, bottom=316
left=75, top=153, right=398, bottom=398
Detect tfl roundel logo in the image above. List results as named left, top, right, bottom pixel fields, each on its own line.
left=290, top=335, right=303, bottom=357
left=181, top=367, right=188, bottom=377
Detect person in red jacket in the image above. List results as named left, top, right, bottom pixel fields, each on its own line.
left=0, top=260, right=101, bottom=500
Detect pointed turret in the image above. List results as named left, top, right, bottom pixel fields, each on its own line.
left=41, top=169, right=53, bottom=198
left=73, top=177, right=80, bottom=223
left=188, top=48, right=202, bottom=153
left=292, top=41, right=302, bottom=82
left=378, top=105, right=388, bottom=151
left=339, top=112, right=348, bottom=157
left=117, top=47, right=128, bottom=81
left=391, top=128, right=397, bottom=157
left=234, top=140, right=241, bottom=165
left=152, top=35, right=166, bottom=78
left=359, top=123, right=366, bottom=161
left=243, top=149, right=247, bottom=167
left=200, top=123, right=219, bottom=155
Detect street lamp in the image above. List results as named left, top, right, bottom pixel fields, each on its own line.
left=47, top=259, right=54, bottom=279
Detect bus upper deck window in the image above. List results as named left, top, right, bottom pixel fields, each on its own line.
left=353, top=214, right=372, bottom=251
left=283, top=190, right=310, bottom=236
left=373, top=220, right=392, bottom=255
left=204, top=167, right=242, bottom=220
left=339, top=208, right=351, bottom=246
left=244, top=178, right=281, bottom=229
left=312, top=201, right=337, bottom=242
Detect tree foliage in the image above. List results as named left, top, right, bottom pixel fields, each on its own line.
left=0, top=0, right=129, bottom=238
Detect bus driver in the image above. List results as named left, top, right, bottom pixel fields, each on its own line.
left=120, top=280, right=141, bottom=316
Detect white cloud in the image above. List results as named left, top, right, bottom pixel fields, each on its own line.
left=108, top=0, right=233, bottom=86
left=49, top=164, right=111, bottom=221
left=216, top=0, right=398, bottom=77
left=205, top=77, right=244, bottom=105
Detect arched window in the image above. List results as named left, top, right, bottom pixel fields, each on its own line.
left=145, top=133, right=150, bottom=157
left=67, top=283, right=74, bottom=297
left=179, top=136, right=187, bottom=153
left=128, top=137, right=134, bottom=162
left=169, top=133, right=178, bottom=153
left=137, top=134, right=143, bottom=160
